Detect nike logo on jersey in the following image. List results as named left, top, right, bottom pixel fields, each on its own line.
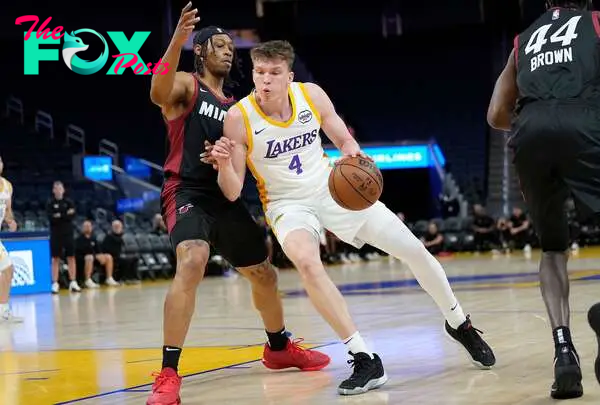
left=255, top=128, right=266, bottom=135
left=264, top=129, right=318, bottom=158
left=199, top=101, right=227, bottom=122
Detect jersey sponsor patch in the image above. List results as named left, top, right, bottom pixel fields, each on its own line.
left=298, top=109, right=313, bottom=124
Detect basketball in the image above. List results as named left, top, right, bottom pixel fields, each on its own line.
left=328, top=156, right=383, bottom=211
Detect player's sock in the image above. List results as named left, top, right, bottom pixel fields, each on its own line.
left=0, top=303, right=8, bottom=314
left=343, top=331, right=373, bottom=359
left=553, top=326, right=573, bottom=347
left=162, top=346, right=182, bottom=372
left=266, top=327, right=288, bottom=351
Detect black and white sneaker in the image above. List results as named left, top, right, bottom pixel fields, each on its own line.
left=338, top=352, right=388, bottom=396
left=444, top=315, right=496, bottom=369
left=551, top=344, right=583, bottom=399
left=588, top=302, right=600, bottom=386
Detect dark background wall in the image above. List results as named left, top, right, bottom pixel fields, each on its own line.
left=0, top=0, right=584, bottom=208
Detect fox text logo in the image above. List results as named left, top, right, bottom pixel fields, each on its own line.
left=15, top=15, right=170, bottom=76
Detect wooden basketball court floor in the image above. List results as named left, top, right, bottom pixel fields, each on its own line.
left=3, top=249, right=600, bottom=405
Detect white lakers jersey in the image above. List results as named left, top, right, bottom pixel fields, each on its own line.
left=0, top=177, right=13, bottom=225
left=237, top=82, right=331, bottom=208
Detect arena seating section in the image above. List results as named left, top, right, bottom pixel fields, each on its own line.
left=0, top=111, right=177, bottom=281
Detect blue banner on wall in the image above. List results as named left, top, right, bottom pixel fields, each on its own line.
left=2, top=234, right=52, bottom=295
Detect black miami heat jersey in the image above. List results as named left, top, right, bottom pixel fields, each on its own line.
left=163, top=73, right=235, bottom=193
left=515, top=7, right=600, bottom=107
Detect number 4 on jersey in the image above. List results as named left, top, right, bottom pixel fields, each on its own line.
left=525, top=15, right=582, bottom=55
left=289, top=154, right=303, bottom=174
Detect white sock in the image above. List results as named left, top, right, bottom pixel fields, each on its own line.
left=343, top=331, right=373, bottom=359
left=0, top=303, right=8, bottom=314
left=355, top=208, right=468, bottom=329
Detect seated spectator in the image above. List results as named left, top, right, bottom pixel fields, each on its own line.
left=75, top=220, right=119, bottom=288
left=566, top=198, right=580, bottom=251
left=420, top=222, right=444, bottom=255
left=440, top=192, right=460, bottom=219
left=496, top=217, right=511, bottom=251
left=508, top=207, right=532, bottom=251
left=472, top=204, right=499, bottom=252
left=102, top=220, right=140, bottom=284
left=152, top=214, right=167, bottom=235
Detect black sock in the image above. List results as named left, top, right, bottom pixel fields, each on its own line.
left=553, top=326, right=573, bottom=347
left=266, top=327, right=288, bottom=351
left=162, top=345, right=182, bottom=371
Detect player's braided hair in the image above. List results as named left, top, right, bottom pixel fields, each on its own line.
left=192, top=30, right=239, bottom=88
left=547, top=0, right=593, bottom=9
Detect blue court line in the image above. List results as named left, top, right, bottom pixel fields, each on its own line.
left=281, top=269, right=599, bottom=297
left=54, top=341, right=338, bottom=405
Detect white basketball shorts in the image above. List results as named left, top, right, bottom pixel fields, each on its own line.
left=0, top=241, right=12, bottom=272
left=265, top=184, right=391, bottom=249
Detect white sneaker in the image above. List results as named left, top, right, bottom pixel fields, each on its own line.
left=0, top=309, right=24, bottom=324
left=339, top=253, right=351, bottom=264
left=69, top=281, right=82, bottom=292
left=51, top=282, right=60, bottom=294
left=105, top=277, right=120, bottom=286
left=85, top=279, right=99, bottom=289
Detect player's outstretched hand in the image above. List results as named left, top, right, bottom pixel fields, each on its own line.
left=172, top=2, right=201, bottom=48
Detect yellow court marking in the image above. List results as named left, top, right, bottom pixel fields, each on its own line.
left=0, top=344, right=321, bottom=405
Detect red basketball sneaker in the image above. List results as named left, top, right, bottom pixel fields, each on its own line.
left=147, top=368, right=182, bottom=405
left=262, top=338, right=331, bottom=371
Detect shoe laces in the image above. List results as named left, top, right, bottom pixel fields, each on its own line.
left=151, top=371, right=180, bottom=391
left=288, top=338, right=313, bottom=358
left=346, top=353, right=370, bottom=380
left=461, top=315, right=487, bottom=350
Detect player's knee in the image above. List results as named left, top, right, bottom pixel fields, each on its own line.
left=295, top=256, right=325, bottom=283
left=84, top=255, right=94, bottom=263
left=175, top=240, right=209, bottom=283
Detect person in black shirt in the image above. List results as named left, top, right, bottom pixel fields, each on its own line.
left=75, top=220, right=118, bottom=288
left=46, top=181, right=80, bottom=294
left=472, top=205, right=498, bottom=252
left=102, top=220, right=140, bottom=283
left=420, top=222, right=444, bottom=255
left=487, top=0, right=597, bottom=397
left=508, top=207, right=532, bottom=250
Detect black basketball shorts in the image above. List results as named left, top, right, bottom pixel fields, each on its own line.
left=160, top=183, right=268, bottom=268
left=50, top=231, right=75, bottom=258
left=509, top=101, right=600, bottom=251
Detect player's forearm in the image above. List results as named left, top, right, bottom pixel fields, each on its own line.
left=217, top=163, right=243, bottom=201
left=150, top=41, right=184, bottom=105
